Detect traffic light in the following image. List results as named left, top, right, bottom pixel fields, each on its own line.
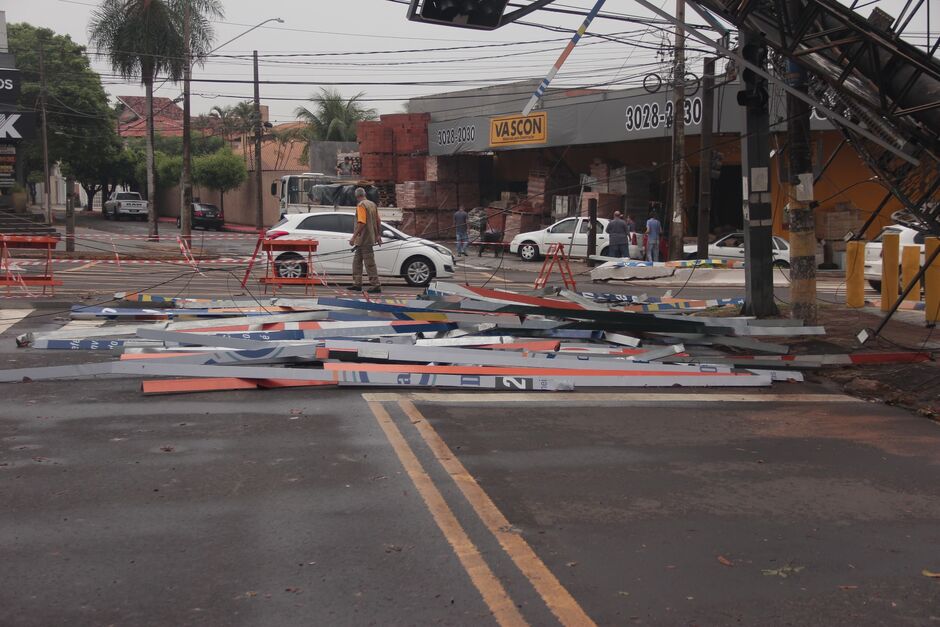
left=408, top=0, right=510, bottom=29
left=736, top=39, right=769, bottom=112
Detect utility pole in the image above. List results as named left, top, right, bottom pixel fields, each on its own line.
left=65, top=176, right=75, bottom=252
left=697, top=57, right=716, bottom=259
left=785, top=21, right=817, bottom=323
left=180, top=0, right=193, bottom=243
left=667, top=0, right=686, bottom=261
left=39, top=41, right=52, bottom=224
left=738, top=30, right=778, bottom=317
left=253, top=50, right=264, bottom=231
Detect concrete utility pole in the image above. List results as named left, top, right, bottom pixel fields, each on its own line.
left=668, top=0, right=686, bottom=261
left=253, top=50, right=264, bottom=231
left=738, top=30, right=778, bottom=317
left=697, top=57, right=716, bottom=259
left=65, top=176, right=74, bottom=252
left=785, top=55, right=818, bottom=322
left=39, top=41, right=52, bottom=224
left=180, top=0, right=193, bottom=243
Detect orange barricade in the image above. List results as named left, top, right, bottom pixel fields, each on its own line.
left=257, top=238, right=321, bottom=295
left=0, top=235, right=63, bottom=296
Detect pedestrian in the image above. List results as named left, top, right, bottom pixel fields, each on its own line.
left=349, top=187, right=383, bottom=293
left=606, top=211, right=629, bottom=258
left=454, top=207, right=469, bottom=256
left=645, top=211, right=662, bottom=262
left=625, top=213, right=636, bottom=233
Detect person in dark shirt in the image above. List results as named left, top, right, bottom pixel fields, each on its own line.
left=454, top=208, right=469, bottom=256
left=607, top=211, right=630, bottom=258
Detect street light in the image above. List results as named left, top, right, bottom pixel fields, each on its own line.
left=180, top=16, right=283, bottom=241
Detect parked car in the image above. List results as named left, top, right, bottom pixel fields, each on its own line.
left=265, top=212, right=455, bottom=287
left=864, top=224, right=927, bottom=291
left=509, top=217, right=642, bottom=261
left=682, top=232, right=822, bottom=267
left=103, top=191, right=148, bottom=221
left=176, top=202, right=224, bottom=231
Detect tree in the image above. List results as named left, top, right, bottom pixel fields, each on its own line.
left=88, top=0, right=223, bottom=239
left=193, top=148, right=247, bottom=213
left=294, top=88, right=377, bottom=163
left=8, top=24, right=118, bottom=203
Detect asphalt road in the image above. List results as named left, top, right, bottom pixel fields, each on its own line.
left=1, top=309, right=940, bottom=626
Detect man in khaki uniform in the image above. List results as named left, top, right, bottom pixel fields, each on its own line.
left=349, top=187, right=383, bottom=293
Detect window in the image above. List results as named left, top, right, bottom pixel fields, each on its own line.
left=579, top=220, right=602, bottom=234
left=115, top=192, right=140, bottom=200
left=549, top=219, right=576, bottom=234
left=773, top=237, right=789, bottom=250
left=336, top=213, right=356, bottom=234
left=298, top=214, right=341, bottom=232
left=717, top=234, right=744, bottom=247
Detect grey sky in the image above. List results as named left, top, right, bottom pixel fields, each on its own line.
left=3, top=0, right=935, bottom=125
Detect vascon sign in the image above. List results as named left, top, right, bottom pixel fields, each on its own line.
left=490, top=112, right=547, bottom=147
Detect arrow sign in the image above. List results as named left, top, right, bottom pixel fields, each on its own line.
left=0, top=112, right=36, bottom=140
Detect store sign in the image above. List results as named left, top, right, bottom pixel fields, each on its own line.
left=0, top=144, right=16, bottom=188
left=489, top=112, right=547, bottom=147
left=0, top=112, right=36, bottom=140
left=0, top=69, right=20, bottom=104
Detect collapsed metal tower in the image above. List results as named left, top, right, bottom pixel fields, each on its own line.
left=686, top=0, right=940, bottom=234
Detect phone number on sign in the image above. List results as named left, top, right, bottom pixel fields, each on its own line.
left=437, top=125, right=476, bottom=146
left=625, top=97, right=703, bottom=131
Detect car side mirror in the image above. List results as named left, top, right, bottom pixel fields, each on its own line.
left=382, top=229, right=396, bottom=239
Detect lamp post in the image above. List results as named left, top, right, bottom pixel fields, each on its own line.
left=181, top=16, right=283, bottom=241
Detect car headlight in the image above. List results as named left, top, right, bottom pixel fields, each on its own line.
left=431, top=243, right=451, bottom=257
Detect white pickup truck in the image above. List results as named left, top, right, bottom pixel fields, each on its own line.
left=103, top=191, right=149, bottom=221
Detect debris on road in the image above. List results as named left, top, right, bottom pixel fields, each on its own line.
left=3, top=282, right=932, bottom=395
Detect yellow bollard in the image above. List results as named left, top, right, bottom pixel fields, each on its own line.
left=881, top=232, right=899, bottom=312
left=927, top=237, right=939, bottom=325
left=901, top=245, right=921, bottom=302
left=845, top=240, right=865, bottom=308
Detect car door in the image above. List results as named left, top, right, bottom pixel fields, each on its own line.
left=772, top=237, right=790, bottom=264
left=542, top=218, right=579, bottom=254
left=296, top=214, right=345, bottom=272
left=331, top=213, right=404, bottom=276
left=572, top=218, right=606, bottom=257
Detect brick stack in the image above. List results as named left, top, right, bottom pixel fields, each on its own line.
left=382, top=113, right=430, bottom=155
left=400, top=211, right=440, bottom=239
left=357, top=121, right=394, bottom=153
left=589, top=159, right=611, bottom=192
left=425, top=156, right=460, bottom=182
left=527, top=166, right=550, bottom=212
left=395, top=156, right=427, bottom=182
left=457, top=183, right=481, bottom=210
left=395, top=181, right=437, bottom=209
left=360, top=154, right=395, bottom=181
left=580, top=192, right=625, bottom=219
left=503, top=212, right=544, bottom=241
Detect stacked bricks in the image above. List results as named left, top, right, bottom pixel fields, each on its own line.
left=395, top=156, right=427, bottom=183
left=400, top=211, right=441, bottom=239
left=589, top=159, right=611, bottom=193
left=580, top=192, right=625, bottom=219
left=357, top=113, right=431, bottom=183
left=527, top=165, right=549, bottom=211
left=360, top=154, right=394, bottom=182
left=382, top=113, right=430, bottom=155
left=503, top=212, right=544, bottom=242
left=396, top=181, right=437, bottom=209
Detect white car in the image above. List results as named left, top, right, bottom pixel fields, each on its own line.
left=682, top=232, right=821, bottom=267
left=509, top=217, right=642, bottom=261
left=266, top=212, right=455, bottom=287
left=864, top=224, right=927, bottom=291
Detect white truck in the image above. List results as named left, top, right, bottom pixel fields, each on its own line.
left=103, top=191, right=149, bottom=221
left=271, top=173, right=402, bottom=223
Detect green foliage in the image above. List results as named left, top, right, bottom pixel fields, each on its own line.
left=155, top=152, right=183, bottom=190
left=193, top=148, right=247, bottom=194
left=8, top=23, right=117, bottom=185
left=295, top=88, right=377, bottom=143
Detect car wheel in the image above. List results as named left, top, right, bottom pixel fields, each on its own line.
left=868, top=280, right=882, bottom=292
left=103, top=209, right=110, bottom=220
left=275, top=253, right=308, bottom=279
left=599, top=246, right=609, bottom=257
left=402, top=256, right=434, bottom=287
left=518, top=242, right=539, bottom=262
left=772, top=260, right=790, bottom=269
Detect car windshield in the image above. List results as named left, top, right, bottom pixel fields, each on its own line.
left=195, top=204, right=219, bottom=211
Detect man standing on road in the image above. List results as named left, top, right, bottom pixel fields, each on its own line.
left=607, top=211, right=629, bottom=258
left=454, top=207, right=469, bottom=256
left=349, top=187, right=383, bottom=293
left=645, top=211, right=662, bottom=262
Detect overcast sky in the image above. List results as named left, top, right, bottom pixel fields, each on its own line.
left=3, top=0, right=936, bottom=124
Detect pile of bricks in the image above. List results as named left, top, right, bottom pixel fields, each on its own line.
left=396, top=181, right=437, bottom=209
left=589, top=159, right=611, bottom=193
left=580, top=192, right=625, bottom=219
left=357, top=113, right=431, bottom=183
left=400, top=210, right=441, bottom=239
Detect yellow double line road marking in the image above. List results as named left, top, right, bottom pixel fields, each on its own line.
left=366, top=394, right=596, bottom=627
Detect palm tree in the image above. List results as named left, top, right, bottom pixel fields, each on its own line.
left=89, top=0, right=222, bottom=239
left=227, top=100, right=257, bottom=163
left=294, top=89, right=377, bottom=162
left=209, top=104, right=237, bottom=140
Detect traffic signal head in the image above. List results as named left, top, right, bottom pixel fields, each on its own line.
left=408, top=0, right=511, bottom=29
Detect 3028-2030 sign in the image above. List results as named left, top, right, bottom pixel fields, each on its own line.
left=624, top=97, right=703, bottom=132
left=436, top=125, right=476, bottom=147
